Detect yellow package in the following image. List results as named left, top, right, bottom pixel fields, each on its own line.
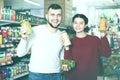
left=20, top=20, right=33, bottom=35
left=0, top=35, right=2, bottom=45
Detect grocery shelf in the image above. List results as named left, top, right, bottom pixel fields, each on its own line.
left=0, top=44, right=14, bottom=48
left=0, top=19, right=30, bottom=80
left=0, top=20, right=20, bottom=26
left=13, top=72, right=29, bottom=79
left=9, top=72, right=29, bottom=80
left=0, top=61, right=13, bottom=66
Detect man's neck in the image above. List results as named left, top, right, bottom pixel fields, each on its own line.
left=46, top=24, right=57, bottom=33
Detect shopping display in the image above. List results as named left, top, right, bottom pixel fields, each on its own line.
left=104, top=55, right=120, bottom=75
left=0, top=7, right=38, bottom=79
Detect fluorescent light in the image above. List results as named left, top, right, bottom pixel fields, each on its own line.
left=24, top=0, right=40, bottom=6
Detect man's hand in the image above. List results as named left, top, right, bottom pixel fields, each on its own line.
left=19, top=26, right=29, bottom=40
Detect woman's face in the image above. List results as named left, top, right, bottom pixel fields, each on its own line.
left=73, top=17, right=87, bottom=33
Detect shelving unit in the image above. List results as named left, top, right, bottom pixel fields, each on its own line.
left=0, top=61, right=13, bottom=66
left=9, top=72, right=29, bottom=80
left=0, top=20, right=29, bottom=80
left=101, top=23, right=120, bottom=80
left=0, top=20, right=20, bottom=26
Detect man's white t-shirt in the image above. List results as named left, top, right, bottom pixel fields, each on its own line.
left=17, top=25, right=64, bottom=73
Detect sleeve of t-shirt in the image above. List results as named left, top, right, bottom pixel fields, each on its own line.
left=16, top=31, right=34, bottom=57
left=98, top=36, right=111, bottom=57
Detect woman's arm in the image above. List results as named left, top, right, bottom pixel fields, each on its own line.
left=64, top=46, right=73, bottom=60
left=99, top=32, right=111, bottom=57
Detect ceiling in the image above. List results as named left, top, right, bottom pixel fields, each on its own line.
left=73, top=0, right=120, bottom=9
left=4, top=0, right=44, bottom=10
left=4, top=0, right=120, bottom=10
left=4, top=0, right=44, bottom=17
left=3, top=0, right=120, bottom=17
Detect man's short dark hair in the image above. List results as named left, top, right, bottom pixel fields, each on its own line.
left=48, top=4, right=62, bottom=10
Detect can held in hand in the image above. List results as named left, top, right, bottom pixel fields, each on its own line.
left=20, top=20, right=33, bottom=35
left=62, top=31, right=71, bottom=46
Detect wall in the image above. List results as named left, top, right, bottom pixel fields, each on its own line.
left=0, top=0, right=4, bottom=8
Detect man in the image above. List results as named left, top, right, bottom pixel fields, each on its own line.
left=17, top=4, right=64, bottom=80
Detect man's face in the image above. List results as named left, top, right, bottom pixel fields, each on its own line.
left=46, top=8, right=62, bottom=28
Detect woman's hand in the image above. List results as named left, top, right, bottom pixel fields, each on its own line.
left=100, top=31, right=106, bottom=38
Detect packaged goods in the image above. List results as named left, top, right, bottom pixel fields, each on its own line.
left=20, top=20, right=33, bottom=35
left=99, top=17, right=107, bottom=32
left=61, top=31, right=71, bottom=46
left=0, top=51, right=6, bottom=63
left=61, top=60, right=76, bottom=70
left=0, top=35, right=2, bottom=44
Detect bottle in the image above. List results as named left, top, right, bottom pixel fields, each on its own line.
left=0, top=30, right=2, bottom=45
left=20, top=20, right=33, bottom=35
left=0, top=35, right=2, bottom=45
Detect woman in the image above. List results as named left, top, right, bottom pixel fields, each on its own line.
left=63, top=14, right=111, bottom=80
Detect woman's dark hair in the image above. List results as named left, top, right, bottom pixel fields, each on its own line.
left=72, top=14, right=88, bottom=25
left=48, top=4, right=62, bottom=10
left=72, top=14, right=89, bottom=32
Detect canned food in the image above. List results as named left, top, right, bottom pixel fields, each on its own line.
left=61, top=31, right=71, bottom=46
left=20, top=20, right=33, bottom=35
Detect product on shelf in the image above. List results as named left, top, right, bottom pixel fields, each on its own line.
left=0, top=35, right=2, bottom=45
left=0, top=8, right=16, bottom=21
left=104, top=55, right=120, bottom=75
left=0, top=51, right=6, bottom=63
